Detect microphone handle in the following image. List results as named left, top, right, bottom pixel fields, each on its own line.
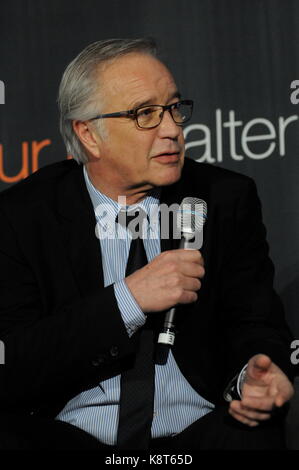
left=157, top=306, right=176, bottom=346
left=157, top=236, right=189, bottom=346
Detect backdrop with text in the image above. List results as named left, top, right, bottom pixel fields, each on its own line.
left=0, top=0, right=298, bottom=341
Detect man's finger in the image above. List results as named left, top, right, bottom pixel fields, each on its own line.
left=230, top=400, right=271, bottom=422
left=241, top=396, right=275, bottom=412
left=228, top=404, right=259, bottom=427
left=275, top=394, right=289, bottom=408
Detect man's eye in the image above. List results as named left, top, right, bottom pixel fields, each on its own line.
left=171, top=101, right=181, bottom=110
left=137, top=107, right=155, bottom=117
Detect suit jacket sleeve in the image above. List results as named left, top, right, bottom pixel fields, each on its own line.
left=218, top=177, right=294, bottom=384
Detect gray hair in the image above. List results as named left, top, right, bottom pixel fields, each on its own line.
left=58, top=38, right=157, bottom=164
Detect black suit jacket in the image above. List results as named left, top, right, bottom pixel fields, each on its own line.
left=0, top=157, right=294, bottom=418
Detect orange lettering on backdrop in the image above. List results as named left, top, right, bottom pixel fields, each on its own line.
left=31, top=139, right=51, bottom=173
left=0, top=142, right=30, bottom=183
left=0, top=140, right=71, bottom=183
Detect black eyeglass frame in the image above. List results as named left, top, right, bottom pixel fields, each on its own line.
left=89, top=99, right=193, bottom=129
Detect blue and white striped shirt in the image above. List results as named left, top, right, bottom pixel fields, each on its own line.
left=56, top=165, right=214, bottom=445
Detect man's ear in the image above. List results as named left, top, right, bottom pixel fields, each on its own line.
left=72, top=120, right=102, bottom=159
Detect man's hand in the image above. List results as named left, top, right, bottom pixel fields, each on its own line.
left=125, top=249, right=205, bottom=313
left=229, top=354, right=294, bottom=427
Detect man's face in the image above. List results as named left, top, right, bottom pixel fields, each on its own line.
left=88, top=53, right=185, bottom=197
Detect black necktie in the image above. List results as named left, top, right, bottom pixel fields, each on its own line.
left=116, top=208, right=155, bottom=450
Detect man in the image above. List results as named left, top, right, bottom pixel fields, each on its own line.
left=0, top=38, right=295, bottom=450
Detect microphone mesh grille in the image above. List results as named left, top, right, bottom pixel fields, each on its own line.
left=178, top=197, right=207, bottom=234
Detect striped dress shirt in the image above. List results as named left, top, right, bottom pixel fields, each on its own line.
left=55, top=165, right=214, bottom=445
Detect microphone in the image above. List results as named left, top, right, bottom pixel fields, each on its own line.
left=157, top=197, right=207, bottom=347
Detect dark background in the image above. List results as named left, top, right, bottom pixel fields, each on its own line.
left=0, top=0, right=298, bottom=338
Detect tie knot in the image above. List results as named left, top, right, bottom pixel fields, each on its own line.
left=116, top=207, right=148, bottom=237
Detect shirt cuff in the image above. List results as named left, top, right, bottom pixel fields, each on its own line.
left=114, top=279, right=146, bottom=337
left=237, top=364, right=248, bottom=397
left=223, top=363, right=248, bottom=402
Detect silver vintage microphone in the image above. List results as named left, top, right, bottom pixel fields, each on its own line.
left=157, top=197, right=208, bottom=346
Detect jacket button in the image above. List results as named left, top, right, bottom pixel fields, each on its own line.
left=91, top=356, right=105, bottom=366
left=110, top=346, right=119, bottom=357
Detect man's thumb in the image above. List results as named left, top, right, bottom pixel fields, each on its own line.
left=247, top=354, right=272, bottom=381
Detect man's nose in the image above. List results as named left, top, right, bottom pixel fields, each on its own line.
left=157, top=109, right=181, bottom=139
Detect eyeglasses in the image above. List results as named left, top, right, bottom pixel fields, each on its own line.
left=89, top=99, right=193, bottom=129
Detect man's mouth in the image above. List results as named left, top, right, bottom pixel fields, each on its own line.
left=153, top=151, right=180, bottom=163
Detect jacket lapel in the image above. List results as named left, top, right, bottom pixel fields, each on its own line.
left=55, top=162, right=105, bottom=295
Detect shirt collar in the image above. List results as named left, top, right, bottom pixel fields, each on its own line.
left=83, top=165, right=161, bottom=231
